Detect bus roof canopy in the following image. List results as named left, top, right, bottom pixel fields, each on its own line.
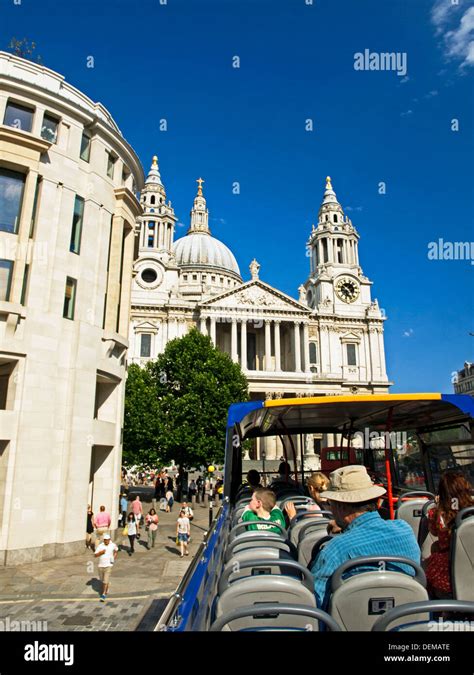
left=228, top=394, right=474, bottom=440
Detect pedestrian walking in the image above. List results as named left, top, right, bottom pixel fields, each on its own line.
left=125, top=512, right=137, bottom=555
left=94, top=533, right=118, bottom=601
left=145, top=508, right=159, bottom=549
left=93, top=505, right=111, bottom=546
left=166, top=488, right=174, bottom=513
left=131, top=495, right=143, bottom=536
left=120, top=493, right=128, bottom=526
left=86, top=505, right=95, bottom=551
left=176, top=509, right=190, bottom=557
left=181, top=502, right=194, bottom=521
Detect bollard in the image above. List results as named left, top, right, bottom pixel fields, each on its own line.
left=209, top=500, right=213, bottom=527
left=203, top=493, right=208, bottom=509
left=191, top=495, right=196, bottom=507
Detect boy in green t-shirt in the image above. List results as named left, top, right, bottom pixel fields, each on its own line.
left=241, top=488, right=286, bottom=533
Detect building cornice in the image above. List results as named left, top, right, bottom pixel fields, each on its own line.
left=0, top=125, right=51, bottom=155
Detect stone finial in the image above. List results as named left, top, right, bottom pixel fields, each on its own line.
left=298, top=284, right=307, bottom=304
left=249, top=258, right=260, bottom=280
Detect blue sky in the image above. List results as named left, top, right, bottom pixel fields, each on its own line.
left=1, top=0, right=473, bottom=392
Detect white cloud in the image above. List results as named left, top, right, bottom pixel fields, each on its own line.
left=403, top=329, right=414, bottom=338
left=400, top=109, right=413, bottom=117
left=431, top=2, right=474, bottom=70
left=399, top=75, right=410, bottom=84
left=177, top=221, right=186, bottom=228
left=425, top=89, right=439, bottom=98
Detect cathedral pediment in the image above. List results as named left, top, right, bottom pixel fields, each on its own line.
left=134, top=320, right=160, bottom=331
left=200, top=280, right=309, bottom=312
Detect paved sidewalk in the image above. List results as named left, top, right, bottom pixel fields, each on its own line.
left=0, top=500, right=212, bottom=631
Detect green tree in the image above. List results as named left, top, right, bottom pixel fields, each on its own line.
left=123, top=363, right=160, bottom=465
left=123, top=329, right=249, bottom=470
left=7, top=38, right=42, bottom=63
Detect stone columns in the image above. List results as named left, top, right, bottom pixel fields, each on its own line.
left=210, top=316, right=216, bottom=345
left=294, top=322, right=302, bottom=372
left=265, top=320, right=272, bottom=371
left=200, top=317, right=207, bottom=334
left=231, top=318, right=238, bottom=362
left=303, top=323, right=310, bottom=372
left=241, top=319, right=247, bottom=371
left=274, top=320, right=281, bottom=372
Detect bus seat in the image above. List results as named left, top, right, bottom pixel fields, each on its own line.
left=417, top=500, right=437, bottom=562
left=210, top=603, right=341, bottom=632
left=228, top=520, right=287, bottom=544
left=278, top=495, right=316, bottom=512
left=219, top=549, right=296, bottom=594
left=372, top=600, right=474, bottom=631
left=328, top=556, right=429, bottom=631
left=395, top=491, right=435, bottom=539
left=214, top=567, right=316, bottom=630
left=451, top=506, right=474, bottom=601
left=225, top=534, right=295, bottom=563
left=289, top=511, right=332, bottom=548
left=298, top=529, right=334, bottom=568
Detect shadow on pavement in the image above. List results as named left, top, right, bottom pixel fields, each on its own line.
left=135, top=598, right=169, bottom=631
left=86, top=577, right=102, bottom=594
left=164, top=546, right=180, bottom=556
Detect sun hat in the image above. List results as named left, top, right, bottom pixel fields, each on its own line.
left=103, top=533, right=111, bottom=539
left=320, top=465, right=386, bottom=503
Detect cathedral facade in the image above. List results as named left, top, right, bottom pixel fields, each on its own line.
left=129, top=158, right=391, bottom=465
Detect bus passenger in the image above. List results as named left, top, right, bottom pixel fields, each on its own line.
left=241, top=488, right=286, bottom=533
left=425, top=471, right=473, bottom=598
left=311, top=465, right=421, bottom=609
left=246, top=469, right=262, bottom=489
left=284, top=472, right=331, bottom=521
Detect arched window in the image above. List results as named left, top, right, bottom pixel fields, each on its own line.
left=309, top=342, right=318, bottom=364
left=150, top=195, right=156, bottom=205
left=322, top=239, right=328, bottom=263
left=333, top=214, right=338, bottom=223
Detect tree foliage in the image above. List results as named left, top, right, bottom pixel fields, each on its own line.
left=123, top=329, right=249, bottom=469
left=7, top=38, right=42, bottom=63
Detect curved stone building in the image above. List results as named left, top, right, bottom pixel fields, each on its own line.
left=0, top=52, right=143, bottom=564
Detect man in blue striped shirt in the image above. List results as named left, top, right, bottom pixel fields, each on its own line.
left=310, top=465, right=421, bottom=609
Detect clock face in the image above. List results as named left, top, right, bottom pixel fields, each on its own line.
left=335, top=277, right=360, bottom=303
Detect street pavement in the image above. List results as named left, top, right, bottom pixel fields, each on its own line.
left=0, top=499, right=212, bottom=631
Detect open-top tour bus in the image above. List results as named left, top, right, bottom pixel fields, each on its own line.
left=158, top=393, right=474, bottom=632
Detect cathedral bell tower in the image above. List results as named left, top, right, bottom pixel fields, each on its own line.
left=305, top=177, right=365, bottom=311
left=138, top=156, right=178, bottom=258
left=132, top=155, right=179, bottom=302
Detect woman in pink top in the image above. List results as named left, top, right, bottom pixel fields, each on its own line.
left=132, top=496, right=143, bottom=536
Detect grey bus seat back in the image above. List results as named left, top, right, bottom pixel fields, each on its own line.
left=396, top=492, right=434, bottom=539
left=210, top=603, right=341, bottom=632
left=278, top=496, right=316, bottom=512
left=329, top=556, right=429, bottom=631
left=417, top=501, right=437, bottom=562
left=372, top=600, right=474, bottom=632
left=290, top=514, right=332, bottom=548
left=226, top=539, right=293, bottom=563
left=219, top=550, right=296, bottom=594
left=228, top=520, right=287, bottom=544
left=298, top=529, right=334, bottom=567
left=219, top=558, right=314, bottom=592
left=224, top=532, right=289, bottom=563
left=452, top=507, right=474, bottom=601
left=215, top=576, right=317, bottom=631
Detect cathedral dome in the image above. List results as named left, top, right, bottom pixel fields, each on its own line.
left=173, top=232, right=241, bottom=278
